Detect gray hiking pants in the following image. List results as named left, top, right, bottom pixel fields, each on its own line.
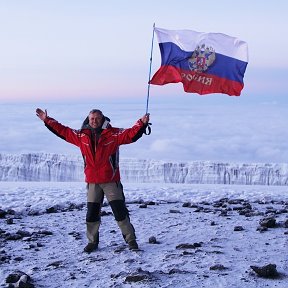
left=86, top=182, right=136, bottom=245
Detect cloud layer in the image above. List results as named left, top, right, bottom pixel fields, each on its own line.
left=1, top=97, right=287, bottom=164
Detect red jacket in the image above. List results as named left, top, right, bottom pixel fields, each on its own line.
left=44, top=116, right=146, bottom=183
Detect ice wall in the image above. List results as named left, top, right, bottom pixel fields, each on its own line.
left=1, top=153, right=288, bottom=185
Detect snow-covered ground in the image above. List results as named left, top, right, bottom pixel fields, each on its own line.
left=1, top=182, right=288, bottom=287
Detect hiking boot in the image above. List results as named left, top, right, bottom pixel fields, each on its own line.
left=128, top=240, right=139, bottom=250
left=84, top=243, right=98, bottom=253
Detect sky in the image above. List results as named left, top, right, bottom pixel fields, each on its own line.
left=0, top=0, right=288, bottom=102
left=0, top=0, right=288, bottom=163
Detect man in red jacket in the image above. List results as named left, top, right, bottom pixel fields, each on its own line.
left=36, top=108, right=150, bottom=253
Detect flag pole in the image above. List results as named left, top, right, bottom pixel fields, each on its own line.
left=145, top=23, right=155, bottom=115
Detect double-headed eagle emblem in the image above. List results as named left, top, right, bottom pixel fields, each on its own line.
left=188, top=44, right=216, bottom=73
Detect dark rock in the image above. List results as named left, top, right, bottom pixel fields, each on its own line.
left=125, top=274, right=148, bottom=283
left=6, top=218, right=14, bottom=224
left=169, top=209, right=181, bottom=214
left=277, top=209, right=288, bottom=214
left=17, top=230, right=32, bottom=237
left=124, top=268, right=151, bottom=283
left=168, top=268, right=187, bottom=274
left=194, top=207, right=204, bottom=212
left=27, top=210, right=40, bottom=216
left=6, top=209, right=16, bottom=215
left=148, top=236, right=159, bottom=244
left=233, top=206, right=245, bottom=211
left=1, top=255, right=11, bottom=262
left=182, top=251, right=194, bottom=255
left=18, top=276, right=35, bottom=288
left=210, top=264, right=227, bottom=270
left=238, top=209, right=253, bottom=216
left=210, top=250, right=224, bottom=254
left=257, top=226, right=268, bottom=232
left=67, top=203, right=85, bottom=211
left=6, top=273, right=21, bottom=284
left=219, top=210, right=228, bottom=216
left=210, top=221, right=216, bottom=226
left=200, top=201, right=211, bottom=206
left=0, top=208, right=7, bottom=218
left=0, top=250, right=11, bottom=263
left=182, top=202, right=191, bottom=208
left=212, top=202, right=223, bottom=208
left=36, top=230, right=53, bottom=236
left=139, top=204, right=147, bottom=208
left=250, top=264, right=279, bottom=278
left=245, top=211, right=263, bottom=217
left=234, top=226, right=244, bottom=231
left=194, top=242, right=202, bottom=248
left=46, top=206, right=57, bottom=213
left=146, top=201, right=156, bottom=205
left=243, top=202, right=252, bottom=209
left=176, top=243, right=196, bottom=249
left=259, top=217, right=276, bottom=228
left=6, top=233, right=22, bottom=241
left=6, top=271, right=29, bottom=283
left=228, top=199, right=244, bottom=205
left=68, top=231, right=82, bottom=240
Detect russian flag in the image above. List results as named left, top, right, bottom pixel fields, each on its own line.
left=150, top=28, right=249, bottom=96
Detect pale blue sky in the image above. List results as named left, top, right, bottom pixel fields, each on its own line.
left=1, top=1, right=288, bottom=163
left=0, top=0, right=288, bottom=102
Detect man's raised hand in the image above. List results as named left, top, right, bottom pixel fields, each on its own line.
left=36, top=108, right=47, bottom=121
left=141, top=113, right=150, bottom=125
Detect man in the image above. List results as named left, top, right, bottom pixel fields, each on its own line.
left=36, top=108, right=150, bottom=253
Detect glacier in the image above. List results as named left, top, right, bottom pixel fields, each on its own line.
left=0, top=153, right=288, bottom=185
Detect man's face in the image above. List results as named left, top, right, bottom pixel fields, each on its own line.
left=88, top=112, right=103, bottom=129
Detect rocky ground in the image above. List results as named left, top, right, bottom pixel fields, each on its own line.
left=1, top=197, right=288, bottom=287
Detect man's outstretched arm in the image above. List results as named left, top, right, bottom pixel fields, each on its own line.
left=35, top=108, right=81, bottom=146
